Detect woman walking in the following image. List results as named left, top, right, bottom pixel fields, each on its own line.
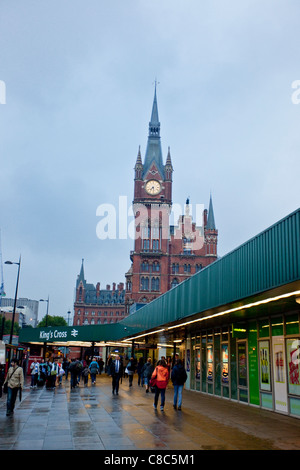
left=151, top=359, right=169, bottom=411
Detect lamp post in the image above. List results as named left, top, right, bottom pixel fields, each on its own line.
left=39, top=296, right=49, bottom=360
left=4, top=255, right=21, bottom=363
left=39, top=296, right=49, bottom=326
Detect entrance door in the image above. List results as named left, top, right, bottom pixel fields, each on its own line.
left=272, top=336, right=288, bottom=413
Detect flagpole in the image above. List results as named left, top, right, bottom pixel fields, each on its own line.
left=0, top=229, right=4, bottom=308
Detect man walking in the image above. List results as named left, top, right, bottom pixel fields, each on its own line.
left=171, top=358, right=187, bottom=410
left=4, top=358, right=24, bottom=416
left=111, top=355, right=123, bottom=395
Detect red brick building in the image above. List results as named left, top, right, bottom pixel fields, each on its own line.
left=74, top=259, right=126, bottom=326
left=125, top=86, right=218, bottom=312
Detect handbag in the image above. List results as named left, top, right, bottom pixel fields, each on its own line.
left=149, top=368, right=157, bottom=391
left=3, top=366, right=19, bottom=394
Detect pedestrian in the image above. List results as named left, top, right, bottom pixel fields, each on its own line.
left=3, top=358, right=24, bottom=416
left=123, top=355, right=129, bottom=378
left=106, top=355, right=113, bottom=375
left=57, top=361, right=65, bottom=386
left=30, top=360, right=40, bottom=388
left=69, top=358, right=80, bottom=389
left=126, top=357, right=136, bottom=387
left=64, top=358, right=71, bottom=380
left=49, top=358, right=60, bottom=389
left=82, top=364, right=89, bottom=386
left=88, top=357, right=99, bottom=385
left=151, top=359, right=169, bottom=411
left=38, top=360, right=48, bottom=387
left=45, top=359, right=53, bottom=389
left=98, top=357, right=104, bottom=375
left=0, top=364, right=5, bottom=398
left=111, top=355, right=123, bottom=395
left=137, top=357, right=144, bottom=386
left=171, top=359, right=187, bottom=410
left=142, top=357, right=154, bottom=393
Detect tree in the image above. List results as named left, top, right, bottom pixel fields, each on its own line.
left=37, top=315, right=68, bottom=327
left=0, top=316, right=20, bottom=337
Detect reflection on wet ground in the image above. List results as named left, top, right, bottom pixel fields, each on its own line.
left=1, top=374, right=300, bottom=450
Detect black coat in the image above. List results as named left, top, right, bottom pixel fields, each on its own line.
left=171, top=364, right=187, bottom=386
left=111, top=359, right=123, bottom=376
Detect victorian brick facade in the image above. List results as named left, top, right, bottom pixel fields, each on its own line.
left=74, top=259, right=126, bottom=326
left=125, top=86, right=218, bottom=312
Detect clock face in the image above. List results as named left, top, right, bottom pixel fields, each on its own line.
left=145, top=180, right=161, bottom=195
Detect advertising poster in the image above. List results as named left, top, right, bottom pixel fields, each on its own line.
left=186, top=348, right=190, bottom=373
left=207, top=345, right=213, bottom=381
left=259, top=341, right=271, bottom=391
left=286, top=338, right=300, bottom=396
left=221, top=344, right=229, bottom=384
left=195, top=348, right=200, bottom=379
left=238, top=342, right=247, bottom=387
left=272, top=337, right=288, bottom=413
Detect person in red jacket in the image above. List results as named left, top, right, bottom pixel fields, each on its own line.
left=151, top=359, right=169, bottom=411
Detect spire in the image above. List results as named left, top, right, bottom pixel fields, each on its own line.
left=150, top=82, right=160, bottom=129
left=134, top=146, right=143, bottom=180
left=206, top=194, right=216, bottom=230
left=143, top=83, right=165, bottom=179
left=165, top=146, right=173, bottom=181
left=76, top=258, right=86, bottom=288
left=135, top=146, right=142, bottom=165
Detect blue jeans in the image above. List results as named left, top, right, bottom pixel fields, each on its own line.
left=154, top=387, right=166, bottom=407
left=7, top=387, right=19, bottom=414
left=173, top=384, right=183, bottom=407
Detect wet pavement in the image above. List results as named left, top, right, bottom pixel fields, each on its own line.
left=1, top=373, right=300, bottom=452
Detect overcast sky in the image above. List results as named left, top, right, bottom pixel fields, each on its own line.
left=0, top=1, right=299, bottom=321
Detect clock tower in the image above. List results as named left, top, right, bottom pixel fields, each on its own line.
left=126, top=85, right=173, bottom=308
left=125, top=86, right=218, bottom=313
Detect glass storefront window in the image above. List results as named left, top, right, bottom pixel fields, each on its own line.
left=271, top=316, right=283, bottom=336
left=286, top=314, right=300, bottom=336
left=222, top=327, right=228, bottom=342
left=207, top=344, right=213, bottom=382
left=259, top=319, right=270, bottom=338
left=286, top=338, right=300, bottom=396
left=221, top=344, right=229, bottom=385
left=237, top=342, right=247, bottom=388
left=259, top=340, right=271, bottom=392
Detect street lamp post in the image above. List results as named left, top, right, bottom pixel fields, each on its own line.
left=39, top=296, right=49, bottom=326
left=4, top=255, right=21, bottom=363
left=39, top=296, right=49, bottom=360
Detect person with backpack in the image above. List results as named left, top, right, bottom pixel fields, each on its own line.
left=88, top=357, right=99, bottom=385
left=150, top=359, right=169, bottom=411
left=171, top=358, right=187, bottom=410
left=142, top=357, right=154, bottom=393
